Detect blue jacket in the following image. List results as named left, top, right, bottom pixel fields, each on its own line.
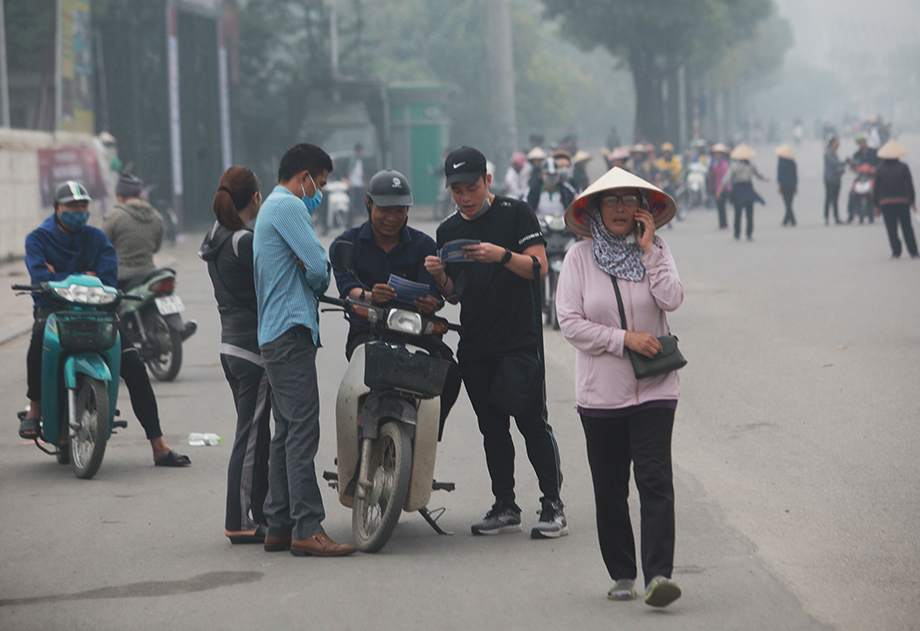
left=25, top=213, right=119, bottom=306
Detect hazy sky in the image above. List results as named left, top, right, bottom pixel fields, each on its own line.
left=775, top=0, right=920, bottom=67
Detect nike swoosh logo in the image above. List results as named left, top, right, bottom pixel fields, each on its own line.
left=453, top=162, right=466, bottom=169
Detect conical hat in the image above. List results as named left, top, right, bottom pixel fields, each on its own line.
left=877, top=139, right=909, bottom=159
left=573, top=150, right=592, bottom=164
left=564, top=167, right=677, bottom=237
left=730, top=143, right=756, bottom=160
left=527, top=147, right=547, bottom=160
left=710, top=143, right=729, bottom=154
left=774, top=144, right=795, bottom=160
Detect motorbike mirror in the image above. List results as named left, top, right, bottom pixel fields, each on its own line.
left=330, top=240, right=356, bottom=272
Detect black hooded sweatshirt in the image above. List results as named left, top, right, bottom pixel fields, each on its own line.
left=198, top=222, right=259, bottom=354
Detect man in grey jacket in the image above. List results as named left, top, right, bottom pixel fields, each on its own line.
left=103, top=172, right=164, bottom=286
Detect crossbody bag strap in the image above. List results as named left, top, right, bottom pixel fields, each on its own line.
left=609, top=275, right=628, bottom=331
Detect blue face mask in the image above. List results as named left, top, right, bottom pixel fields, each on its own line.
left=59, top=210, right=90, bottom=231
left=301, top=174, right=323, bottom=214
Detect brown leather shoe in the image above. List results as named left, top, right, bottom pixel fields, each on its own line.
left=264, top=534, right=292, bottom=552
left=290, top=532, right=357, bottom=557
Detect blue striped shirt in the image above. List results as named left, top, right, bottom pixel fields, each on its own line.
left=253, top=185, right=330, bottom=346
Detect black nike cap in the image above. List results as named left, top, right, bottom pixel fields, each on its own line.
left=444, top=146, right=487, bottom=186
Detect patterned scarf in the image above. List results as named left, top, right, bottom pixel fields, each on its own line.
left=588, top=207, right=648, bottom=282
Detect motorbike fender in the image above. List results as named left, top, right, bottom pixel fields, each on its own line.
left=336, top=345, right=372, bottom=508
left=163, top=313, right=185, bottom=331
left=405, top=397, right=440, bottom=512
left=64, top=354, right=113, bottom=389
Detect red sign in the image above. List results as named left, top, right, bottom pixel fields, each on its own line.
left=37, top=146, right=106, bottom=207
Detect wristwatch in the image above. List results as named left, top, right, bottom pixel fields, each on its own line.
left=500, top=248, right=513, bottom=265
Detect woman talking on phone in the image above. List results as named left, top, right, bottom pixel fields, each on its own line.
left=555, top=167, right=685, bottom=607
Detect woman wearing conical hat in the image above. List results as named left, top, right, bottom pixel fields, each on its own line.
left=556, top=167, right=684, bottom=607
left=725, top=143, right=767, bottom=241
left=873, top=140, right=917, bottom=258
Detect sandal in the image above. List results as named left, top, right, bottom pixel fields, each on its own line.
left=228, top=524, right=267, bottom=544
left=154, top=450, right=191, bottom=467
left=19, top=417, right=40, bottom=440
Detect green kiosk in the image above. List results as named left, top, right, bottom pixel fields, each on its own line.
left=387, top=85, right=451, bottom=211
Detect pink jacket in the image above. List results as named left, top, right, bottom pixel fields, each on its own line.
left=555, top=238, right=683, bottom=410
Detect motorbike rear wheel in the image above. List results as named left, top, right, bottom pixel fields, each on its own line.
left=144, top=312, right=183, bottom=382
left=70, top=376, right=109, bottom=479
left=353, top=421, right=413, bottom=553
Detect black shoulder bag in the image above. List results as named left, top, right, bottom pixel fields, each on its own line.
left=610, top=275, right=687, bottom=379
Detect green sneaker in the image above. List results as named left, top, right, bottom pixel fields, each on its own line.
left=607, top=579, right=637, bottom=601
left=644, top=576, right=681, bottom=608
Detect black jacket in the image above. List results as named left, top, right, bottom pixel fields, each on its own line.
left=198, top=222, right=259, bottom=351
left=874, top=160, right=915, bottom=207
left=777, top=157, right=797, bottom=188
left=527, top=180, right=576, bottom=214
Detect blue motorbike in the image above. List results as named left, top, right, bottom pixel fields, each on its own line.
left=13, top=274, right=134, bottom=479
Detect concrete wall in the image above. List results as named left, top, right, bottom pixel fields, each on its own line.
left=0, top=128, right=111, bottom=261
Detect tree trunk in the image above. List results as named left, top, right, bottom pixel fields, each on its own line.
left=628, top=46, right=664, bottom=144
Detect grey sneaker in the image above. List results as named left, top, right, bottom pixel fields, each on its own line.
left=471, top=501, right=522, bottom=535
left=607, top=579, right=637, bottom=601
left=644, top=576, right=681, bottom=608
left=530, top=500, right=568, bottom=539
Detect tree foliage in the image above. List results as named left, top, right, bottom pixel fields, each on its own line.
left=541, top=0, right=781, bottom=143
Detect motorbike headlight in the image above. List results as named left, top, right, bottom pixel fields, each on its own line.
left=548, top=214, right=566, bottom=231
left=386, top=309, right=423, bottom=335
left=53, top=284, right=117, bottom=305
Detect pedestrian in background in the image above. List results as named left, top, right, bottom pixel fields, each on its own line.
left=726, top=143, right=766, bottom=241
left=103, top=172, right=164, bottom=287
left=556, top=166, right=684, bottom=608
left=253, top=143, right=356, bottom=557
left=709, top=144, right=731, bottom=230
left=199, top=166, right=271, bottom=544
left=823, top=136, right=847, bottom=225
left=775, top=145, right=798, bottom=227
left=873, top=140, right=917, bottom=259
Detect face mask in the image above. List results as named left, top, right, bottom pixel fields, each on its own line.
left=456, top=197, right=491, bottom=218
left=59, top=210, right=90, bottom=231
left=301, top=174, right=323, bottom=214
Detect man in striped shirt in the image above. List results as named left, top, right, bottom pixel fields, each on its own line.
left=253, top=143, right=356, bottom=557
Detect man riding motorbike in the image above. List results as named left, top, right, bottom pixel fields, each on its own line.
left=527, top=157, right=576, bottom=217
left=19, top=181, right=189, bottom=467
left=330, top=169, right=461, bottom=435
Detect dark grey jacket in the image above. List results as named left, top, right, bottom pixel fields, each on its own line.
left=102, top=199, right=164, bottom=280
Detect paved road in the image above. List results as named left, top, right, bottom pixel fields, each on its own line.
left=1, top=138, right=918, bottom=630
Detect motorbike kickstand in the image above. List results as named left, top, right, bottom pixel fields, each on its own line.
left=418, top=507, right=452, bottom=536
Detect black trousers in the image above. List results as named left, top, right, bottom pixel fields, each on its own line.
left=733, top=202, right=754, bottom=239
left=824, top=181, right=842, bottom=222
left=221, top=353, right=272, bottom=531
left=716, top=192, right=729, bottom=228
left=459, top=351, right=562, bottom=508
left=581, top=408, right=675, bottom=585
left=780, top=185, right=796, bottom=225
left=880, top=203, right=919, bottom=258
left=27, top=308, right=163, bottom=440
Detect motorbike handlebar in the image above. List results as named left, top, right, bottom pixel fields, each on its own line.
left=11, top=284, right=40, bottom=292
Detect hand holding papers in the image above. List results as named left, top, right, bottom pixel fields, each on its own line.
left=438, top=239, right=481, bottom=263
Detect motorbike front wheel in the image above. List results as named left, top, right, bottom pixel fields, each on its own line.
left=144, top=312, right=183, bottom=382
left=353, top=422, right=413, bottom=553
left=70, top=376, right=109, bottom=479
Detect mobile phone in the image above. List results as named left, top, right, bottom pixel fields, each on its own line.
left=637, top=221, right=645, bottom=236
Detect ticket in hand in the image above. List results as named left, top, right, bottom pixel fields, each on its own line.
left=387, top=274, right=432, bottom=303
left=438, top=239, right=481, bottom=263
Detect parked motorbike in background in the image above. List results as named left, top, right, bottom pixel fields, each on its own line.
left=319, top=241, right=461, bottom=553
left=323, top=180, right=352, bottom=235
left=13, top=275, right=135, bottom=479
left=118, top=268, right=196, bottom=382
left=850, top=163, right=876, bottom=224
left=685, top=161, right=708, bottom=210
left=539, top=212, right=576, bottom=330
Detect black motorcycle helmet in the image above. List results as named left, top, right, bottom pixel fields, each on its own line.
left=366, top=169, right=413, bottom=211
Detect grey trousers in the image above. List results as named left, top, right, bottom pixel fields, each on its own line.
left=260, top=326, right=326, bottom=540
